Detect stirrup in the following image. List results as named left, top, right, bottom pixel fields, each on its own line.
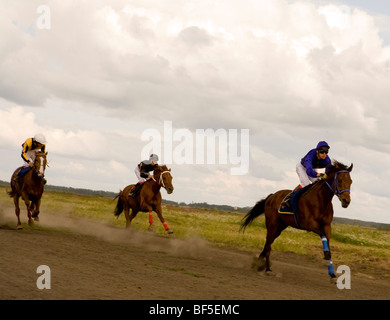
left=281, top=192, right=293, bottom=208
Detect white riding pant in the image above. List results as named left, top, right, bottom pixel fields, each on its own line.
left=134, top=166, right=147, bottom=183
left=296, top=162, right=325, bottom=187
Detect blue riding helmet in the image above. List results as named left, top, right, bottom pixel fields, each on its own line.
left=316, top=141, right=330, bottom=151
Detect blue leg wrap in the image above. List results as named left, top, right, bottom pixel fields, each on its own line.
left=321, top=236, right=330, bottom=252
left=321, top=237, right=335, bottom=276
left=328, top=259, right=335, bottom=276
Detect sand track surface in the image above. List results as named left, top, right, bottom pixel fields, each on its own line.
left=1, top=205, right=389, bottom=300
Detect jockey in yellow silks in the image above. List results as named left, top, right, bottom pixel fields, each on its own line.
left=21, top=134, right=47, bottom=166
left=15, top=134, right=47, bottom=185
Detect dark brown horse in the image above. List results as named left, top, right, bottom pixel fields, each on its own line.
left=240, top=160, right=353, bottom=280
left=114, top=164, right=174, bottom=234
left=8, top=152, right=48, bottom=229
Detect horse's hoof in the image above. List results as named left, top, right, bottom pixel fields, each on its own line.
left=34, top=217, right=39, bottom=222
left=330, top=275, right=337, bottom=285
left=251, top=256, right=266, bottom=272
left=16, top=224, right=23, bottom=230
left=167, top=230, right=174, bottom=235
left=148, top=227, right=153, bottom=232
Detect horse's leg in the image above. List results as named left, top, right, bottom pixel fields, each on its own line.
left=155, top=205, right=173, bottom=234
left=123, top=207, right=131, bottom=228
left=320, top=225, right=336, bottom=280
left=13, top=195, right=22, bottom=229
left=21, top=192, right=34, bottom=226
left=128, top=209, right=139, bottom=229
left=120, top=193, right=133, bottom=228
left=32, top=199, right=40, bottom=221
left=27, top=204, right=34, bottom=226
left=148, top=211, right=153, bottom=231
left=256, top=219, right=287, bottom=272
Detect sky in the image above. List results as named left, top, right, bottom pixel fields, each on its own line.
left=1, top=0, right=390, bottom=224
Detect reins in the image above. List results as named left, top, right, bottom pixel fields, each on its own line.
left=325, top=170, right=351, bottom=197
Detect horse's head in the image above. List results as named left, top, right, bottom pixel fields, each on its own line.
left=327, top=161, right=353, bottom=208
left=154, top=165, right=174, bottom=194
left=34, top=152, right=48, bottom=177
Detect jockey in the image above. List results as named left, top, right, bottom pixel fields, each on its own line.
left=281, top=141, right=331, bottom=209
left=130, top=154, right=159, bottom=197
left=21, top=134, right=47, bottom=166
left=296, top=141, right=331, bottom=188
left=15, top=134, right=47, bottom=185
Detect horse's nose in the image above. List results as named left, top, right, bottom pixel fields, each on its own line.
left=341, top=197, right=350, bottom=208
left=167, top=187, right=174, bottom=194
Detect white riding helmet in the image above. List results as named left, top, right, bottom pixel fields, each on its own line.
left=149, top=154, right=159, bottom=162
left=34, top=133, right=47, bottom=144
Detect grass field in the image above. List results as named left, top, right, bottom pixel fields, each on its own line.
left=1, top=186, right=389, bottom=277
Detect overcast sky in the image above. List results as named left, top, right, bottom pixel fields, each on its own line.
left=1, top=0, right=389, bottom=224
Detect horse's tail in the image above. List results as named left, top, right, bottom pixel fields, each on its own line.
left=240, top=194, right=272, bottom=232
left=114, top=191, right=124, bottom=217
left=7, top=190, right=15, bottom=198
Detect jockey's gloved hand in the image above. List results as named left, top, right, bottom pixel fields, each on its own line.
left=320, top=173, right=328, bottom=180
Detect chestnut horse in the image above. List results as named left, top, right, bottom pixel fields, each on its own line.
left=114, top=165, right=174, bottom=234
left=8, top=152, right=48, bottom=229
left=241, top=161, right=353, bottom=280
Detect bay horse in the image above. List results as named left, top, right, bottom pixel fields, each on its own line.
left=240, top=160, right=353, bottom=280
left=8, top=152, right=48, bottom=229
left=114, top=165, right=174, bottom=234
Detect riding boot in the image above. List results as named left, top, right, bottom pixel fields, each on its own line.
left=129, top=183, right=142, bottom=198
left=281, top=192, right=293, bottom=209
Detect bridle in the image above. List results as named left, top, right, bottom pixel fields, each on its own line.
left=152, top=171, right=171, bottom=189
left=325, top=170, right=351, bottom=197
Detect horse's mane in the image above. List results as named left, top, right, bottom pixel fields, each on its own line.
left=327, top=160, right=349, bottom=175
left=155, top=164, right=169, bottom=172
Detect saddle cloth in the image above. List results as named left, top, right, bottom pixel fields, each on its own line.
left=278, top=184, right=313, bottom=228
left=279, top=185, right=312, bottom=214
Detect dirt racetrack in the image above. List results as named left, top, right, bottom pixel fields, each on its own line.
left=1, top=204, right=389, bottom=301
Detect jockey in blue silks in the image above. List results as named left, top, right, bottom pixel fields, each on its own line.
left=296, top=141, right=331, bottom=187
left=281, top=141, right=331, bottom=210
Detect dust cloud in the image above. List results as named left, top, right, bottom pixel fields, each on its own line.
left=0, top=204, right=222, bottom=262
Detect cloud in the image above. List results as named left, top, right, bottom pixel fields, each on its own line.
left=2, top=1, right=389, bottom=132
left=0, top=106, right=39, bottom=147
left=1, top=1, right=390, bottom=222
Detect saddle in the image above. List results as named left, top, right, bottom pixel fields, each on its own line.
left=129, top=182, right=144, bottom=198
left=278, top=184, right=313, bottom=228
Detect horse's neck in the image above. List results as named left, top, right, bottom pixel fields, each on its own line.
left=23, top=170, right=44, bottom=192
left=146, top=179, right=161, bottom=193
left=152, top=180, right=162, bottom=192
left=310, top=180, right=334, bottom=204
left=31, top=170, right=43, bottom=183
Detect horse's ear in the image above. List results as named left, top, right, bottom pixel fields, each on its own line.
left=348, top=163, right=353, bottom=172
left=169, top=168, right=171, bottom=172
